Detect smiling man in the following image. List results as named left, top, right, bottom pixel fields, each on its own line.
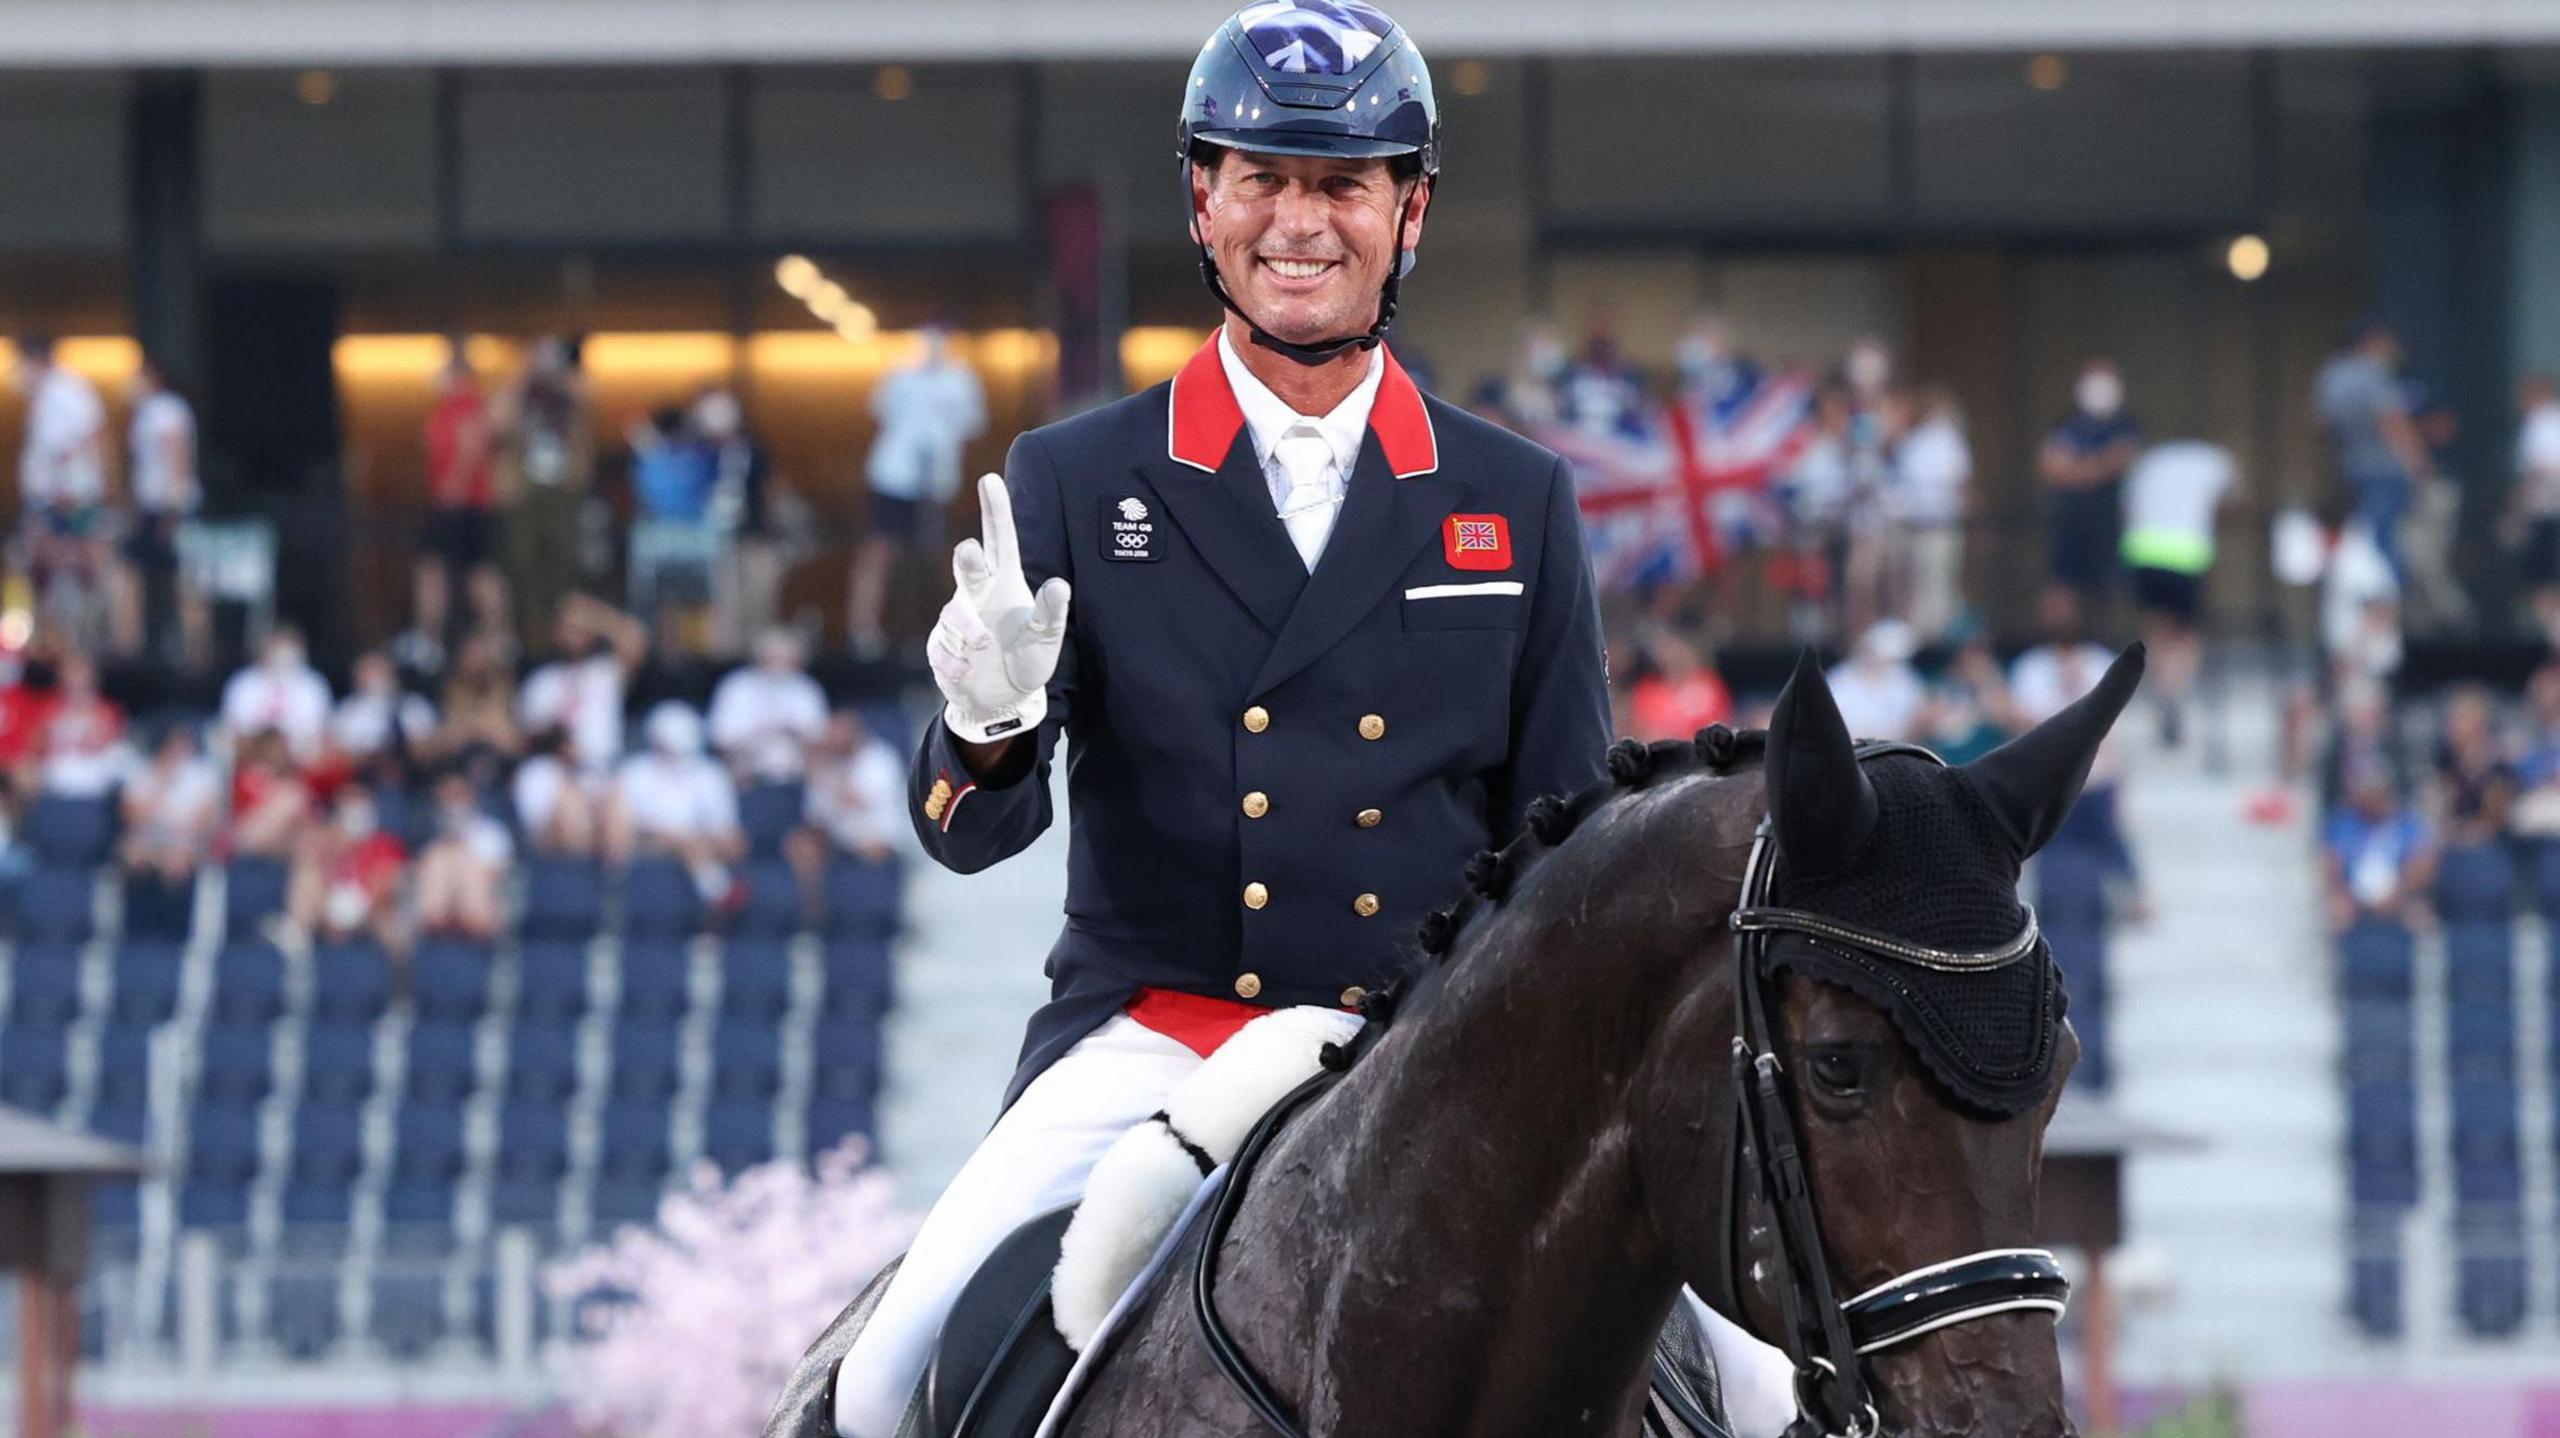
left=826, top=6, right=1772, bottom=1433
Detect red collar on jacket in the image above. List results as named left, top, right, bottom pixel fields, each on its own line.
left=1166, top=334, right=1438, bottom=479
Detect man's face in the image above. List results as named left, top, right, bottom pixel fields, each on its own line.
left=1192, top=150, right=1425, bottom=347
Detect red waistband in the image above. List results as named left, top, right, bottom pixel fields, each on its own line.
left=1123, top=987, right=1270, bottom=1058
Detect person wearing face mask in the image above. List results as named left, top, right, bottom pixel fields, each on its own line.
left=625, top=402, right=722, bottom=645
left=10, top=336, right=112, bottom=644
left=285, top=785, right=409, bottom=952
left=414, top=344, right=508, bottom=670
left=695, top=386, right=787, bottom=655
left=219, top=626, right=333, bottom=764
left=112, top=353, right=207, bottom=665
left=2038, top=358, right=2143, bottom=611
left=604, top=700, right=744, bottom=907
left=497, top=333, right=597, bottom=653
left=848, top=322, right=987, bottom=659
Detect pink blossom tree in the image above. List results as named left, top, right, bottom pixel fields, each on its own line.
left=546, top=1139, right=913, bottom=1437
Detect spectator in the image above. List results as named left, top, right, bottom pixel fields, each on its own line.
left=1554, top=328, right=1652, bottom=443
left=2502, top=372, right=2560, bottom=643
left=220, top=626, right=333, bottom=763
left=797, top=709, right=904, bottom=868
left=512, top=725, right=601, bottom=857
left=1825, top=619, right=1925, bottom=743
left=412, top=345, right=508, bottom=666
left=2320, top=523, right=2404, bottom=700
left=1489, top=317, right=1569, bottom=431
left=120, top=722, right=219, bottom=929
left=1893, top=384, right=1971, bottom=644
left=1921, top=625, right=2014, bottom=766
left=848, top=323, right=987, bottom=658
left=333, top=649, right=437, bottom=780
left=605, top=702, right=744, bottom=907
left=11, top=336, right=112, bottom=641
left=2037, top=358, right=2142, bottom=611
left=112, top=352, right=206, bottom=666
left=28, top=652, right=126, bottom=800
left=520, top=593, right=647, bottom=776
left=227, top=729, right=314, bottom=861
left=2392, top=373, right=2474, bottom=636
left=2314, top=319, right=2430, bottom=578
left=434, top=629, right=521, bottom=765
left=286, top=786, right=407, bottom=949
left=497, top=334, right=597, bottom=654
left=1776, top=380, right=1856, bottom=645
left=2435, top=687, right=2514, bottom=854
left=415, top=766, right=512, bottom=939
left=708, top=626, right=829, bottom=785
left=2010, top=586, right=2119, bottom=729
left=2323, top=761, right=2434, bottom=936
left=626, top=405, right=722, bottom=640
left=2514, top=664, right=2560, bottom=846
left=1625, top=627, right=1732, bottom=742
left=696, top=386, right=789, bottom=656
left=2121, top=440, right=2238, bottom=750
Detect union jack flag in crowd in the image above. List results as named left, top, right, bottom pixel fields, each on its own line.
left=1538, top=413, right=1691, bottom=597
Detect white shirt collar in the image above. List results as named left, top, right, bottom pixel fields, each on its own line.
left=1217, top=328, right=1383, bottom=480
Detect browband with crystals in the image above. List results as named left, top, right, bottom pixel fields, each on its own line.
left=1727, top=904, right=2043, bottom=974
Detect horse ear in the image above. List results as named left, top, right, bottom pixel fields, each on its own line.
left=1765, top=649, right=1876, bottom=880
left=1962, top=642, right=2147, bottom=860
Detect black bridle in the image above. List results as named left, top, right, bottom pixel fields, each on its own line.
left=1726, top=741, right=2070, bottom=1438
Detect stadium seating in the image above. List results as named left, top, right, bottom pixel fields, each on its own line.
left=2, top=1023, right=71, bottom=1112
left=740, top=782, right=806, bottom=859
left=110, top=938, right=185, bottom=1025
left=26, top=794, right=117, bottom=869
left=622, top=858, right=703, bottom=938
left=211, top=940, right=287, bottom=1024
left=735, top=859, right=805, bottom=940
left=301, top=1022, right=378, bottom=1105
left=223, top=857, right=290, bottom=939
left=22, top=864, right=98, bottom=943
left=10, top=940, right=86, bottom=1027
left=616, top=938, right=692, bottom=1021
left=520, top=857, right=605, bottom=940
left=721, top=935, right=794, bottom=1019
left=502, top=1020, right=579, bottom=1104
left=311, top=939, right=393, bottom=1024
left=412, top=936, right=495, bottom=1023
left=514, top=939, right=591, bottom=1023
left=402, top=1022, right=479, bottom=1108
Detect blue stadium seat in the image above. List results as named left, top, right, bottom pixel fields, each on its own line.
left=2349, top=1209, right=2402, bottom=1338
left=822, top=855, right=904, bottom=941
left=301, top=1021, right=377, bottom=1105
left=312, top=939, right=393, bottom=1024
left=806, top=1097, right=878, bottom=1161
left=622, top=858, right=703, bottom=938
left=2447, top=1002, right=2516, bottom=1080
left=490, top=1100, right=569, bottom=1228
left=223, top=857, right=290, bottom=939
left=384, top=1104, right=464, bottom=1228
left=520, top=857, right=605, bottom=941
left=2433, top=842, right=2516, bottom=923
left=21, top=864, right=96, bottom=943
left=617, top=938, right=692, bottom=1020
left=609, top=1022, right=680, bottom=1102
left=721, top=936, right=793, bottom=1019
left=369, top=1267, right=448, bottom=1359
left=821, top=936, right=894, bottom=1018
left=503, top=1020, right=579, bottom=1104
left=8, top=942, right=85, bottom=1026
left=180, top=1101, right=260, bottom=1228
left=123, top=871, right=195, bottom=941
left=589, top=1177, right=666, bottom=1230
left=92, top=1175, right=141, bottom=1229
left=740, top=782, right=806, bottom=860
left=2348, top=1081, right=2419, bottom=1208
left=598, top=1099, right=671, bottom=1184
left=515, top=939, right=592, bottom=1023
left=27, top=794, right=117, bottom=869
left=2444, top=921, right=2515, bottom=1003
left=211, top=940, right=286, bottom=1024
left=412, top=936, right=494, bottom=1023
left=735, top=858, right=805, bottom=939
left=702, top=1099, right=775, bottom=1175
left=2338, top=920, right=2415, bottom=1002
left=710, top=1018, right=782, bottom=1100
left=2453, top=1080, right=2522, bottom=1204
left=469, top=1267, right=555, bottom=1353
left=95, top=1023, right=152, bottom=1108
left=2456, top=1214, right=2528, bottom=1338
left=403, top=1022, right=479, bottom=1106
left=808, top=1014, right=884, bottom=1105
left=282, top=1102, right=364, bottom=1227
left=197, top=1024, right=275, bottom=1105
left=268, top=1268, right=344, bottom=1360
left=1, top=1024, right=71, bottom=1112
left=110, top=939, right=185, bottom=1025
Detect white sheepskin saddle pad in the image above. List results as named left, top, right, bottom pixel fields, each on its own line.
left=1049, top=1004, right=1365, bottom=1350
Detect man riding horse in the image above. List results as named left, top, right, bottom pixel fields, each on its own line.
left=823, top=3, right=1801, bottom=1433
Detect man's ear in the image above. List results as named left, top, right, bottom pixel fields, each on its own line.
left=1400, top=176, right=1433, bottom=249
left=1188, top=162, right=1215, bottom=247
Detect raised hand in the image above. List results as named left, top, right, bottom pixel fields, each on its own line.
left=928, top=473, right=1072, bottom=745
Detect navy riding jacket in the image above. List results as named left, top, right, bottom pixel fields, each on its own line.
left=908, top=338, right=1611, bottom=1105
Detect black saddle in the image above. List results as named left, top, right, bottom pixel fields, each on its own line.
left=764, top=1202, right=1735, bottom=1438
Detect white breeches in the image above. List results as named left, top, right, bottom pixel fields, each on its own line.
left=832, top=1013, right=1798, bottom=1438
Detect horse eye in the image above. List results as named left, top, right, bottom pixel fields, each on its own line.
left=1810, top=1053, right=1863, bottom=1095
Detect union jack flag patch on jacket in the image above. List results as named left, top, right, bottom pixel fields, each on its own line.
left=1443, top=513, right=1512, bottom=571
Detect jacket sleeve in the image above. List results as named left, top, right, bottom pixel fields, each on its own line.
left=1492, top=454, right=1613, bottom=841
left=908, top=431, right=1077, bottom=874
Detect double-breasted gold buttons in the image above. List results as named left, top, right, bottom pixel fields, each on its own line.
left=1234, top=972, right=1264, bottom=999
left=1355, top=808, right=1382, bottom=828
left=1352, top=893, right=1381, bottom=918
left=1242, top=791, right=1269, bottom=818
left=1243, top=882, right=1269, bottom=910
left=1243, top=706, right=1270, bottom=734
left=1358, top=713, right=1386, bottom=741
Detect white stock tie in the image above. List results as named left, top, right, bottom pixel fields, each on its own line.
left=1272, top=429, right=1340, bottom=572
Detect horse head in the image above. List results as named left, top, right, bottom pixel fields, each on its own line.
left=1644, top=645, right=2142, bottom=1438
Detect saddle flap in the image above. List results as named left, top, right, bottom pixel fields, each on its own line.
left=926, top=1205, right=1078, bottom=1438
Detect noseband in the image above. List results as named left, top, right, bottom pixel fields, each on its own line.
left=1727, top=741, right=2069, bottom=1438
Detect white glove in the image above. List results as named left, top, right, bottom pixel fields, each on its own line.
left=929, top=472, right=1072, bottom=746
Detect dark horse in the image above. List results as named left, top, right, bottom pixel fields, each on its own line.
left=771, top=644, right=2143, bottom=1437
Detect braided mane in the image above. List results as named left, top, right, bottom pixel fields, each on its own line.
left=1352, top=724, right=1767, bottom=1033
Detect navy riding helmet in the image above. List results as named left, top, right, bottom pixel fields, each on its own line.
left=1176, top=2, right=1441, bottom=366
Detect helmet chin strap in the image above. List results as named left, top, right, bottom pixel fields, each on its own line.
left=1192, top=184, right=1418, bottom=369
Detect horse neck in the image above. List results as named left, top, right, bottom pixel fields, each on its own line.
left=1294, top=781, right=1750, bottom=1426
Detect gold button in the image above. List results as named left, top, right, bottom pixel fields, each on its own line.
left=1243, top=882, right=1269, bottom=910
left=1243, top=706, right=1270, bottom=734
left=1358, top=714, right=1385, bottom=741
left=1340, top=985, right=1367, bottom=1008
left=1352, top=892, right=1381, bottom=918
left=1234, top=972, right=1263, bottom=999
left=1355, top=808, right=1382, bottom=829
left=1241, top=791, right=1269, bottom=818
